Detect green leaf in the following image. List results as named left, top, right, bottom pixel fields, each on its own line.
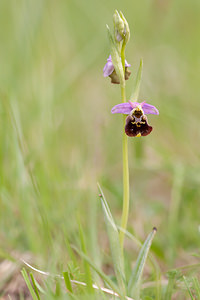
left=98, top=184, right=126, bottom=295
left=106, top=24, right=125, bottom=87
left=130, top=59, right=143, bottom=101
left=21, top=268, right=38, bottom=300
left=55, top=278, right=61, bottom=297
left=33, top=278, right=46, bottom=295
left=118, top=226, right=160, bottom=275
left=63, top=271, right=73, bottom=293
left=71, top=245, right=123, bottom=298
left=30, top=273, right=41, bottom=300
left=128, top=228, right=157, bottom=299
left=118, top=226, right=161, bottom=300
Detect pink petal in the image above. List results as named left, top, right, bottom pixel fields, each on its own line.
left=103, top=55, right=131, bottom=77
left=125, top=59, right=131, bottom=67
left=111, top=103, right=133, bottom=114
left=142, top=103, right=159, bottom=115
left=103, top=61, right=114, bottom=77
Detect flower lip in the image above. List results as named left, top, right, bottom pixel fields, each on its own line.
left=125, top=114, right=152, bottom=137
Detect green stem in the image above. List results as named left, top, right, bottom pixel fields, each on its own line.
left=119, top=42, right=130, bottom=249
left=121, top=42, right=126, bottom=74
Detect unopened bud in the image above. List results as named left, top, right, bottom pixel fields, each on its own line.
left=120, top=11, right=130, bottom=44
left=113, top=10, right=125, bottom=42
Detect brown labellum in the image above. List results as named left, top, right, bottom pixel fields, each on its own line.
left=125, top=115, right=152, bottom=137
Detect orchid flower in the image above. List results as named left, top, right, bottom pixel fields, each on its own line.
left=103, top=55, right=131, bottom=84
left=111, top=101, right=159, bottom=137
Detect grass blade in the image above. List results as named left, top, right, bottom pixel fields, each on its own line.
left=130, top=59, right=143, bottom=101
left=98, top=184, right=126, bottom=294
left=63, top=271, right=73, bottom=293
left=30, top=273, right=41, bottom=300
left=55, top=278, right=61, bottom=297
left=128, top=228, right=157, bottom=299
left=21, top=268, right=38, bottom=300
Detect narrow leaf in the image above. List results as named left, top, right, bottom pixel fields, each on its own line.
left=21, top=268, right=38, bottom=300
left=118, top=226, right=160, bottom=273
left=118, top=226, right=161, bottom=300
left=128, top=228, right=157, bottom=299
left=34, top=279, right=46, bottom=295
left=98, top=184, right=126, bottom=294
left=130, top=59, right=143, bottom=101
left=63, top=271, right=73, bottom=293
left=55, top=279, right=61, bottom=297
left=106, top=24, right=125, bottom=87
left=30, top=273, right=41, bottom=300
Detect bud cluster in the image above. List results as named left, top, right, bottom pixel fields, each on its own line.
left=103, top=10, right=131, bottom=85
left=113, top=10, right=130, bottom=45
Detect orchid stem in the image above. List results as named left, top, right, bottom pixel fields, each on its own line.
left=119, top=42, right=130, bottom=249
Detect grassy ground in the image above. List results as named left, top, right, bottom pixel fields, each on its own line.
left=0, top=0, right=200, bottom=299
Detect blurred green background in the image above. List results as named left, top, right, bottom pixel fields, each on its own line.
left=0, top=0, right=200, bottom=275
